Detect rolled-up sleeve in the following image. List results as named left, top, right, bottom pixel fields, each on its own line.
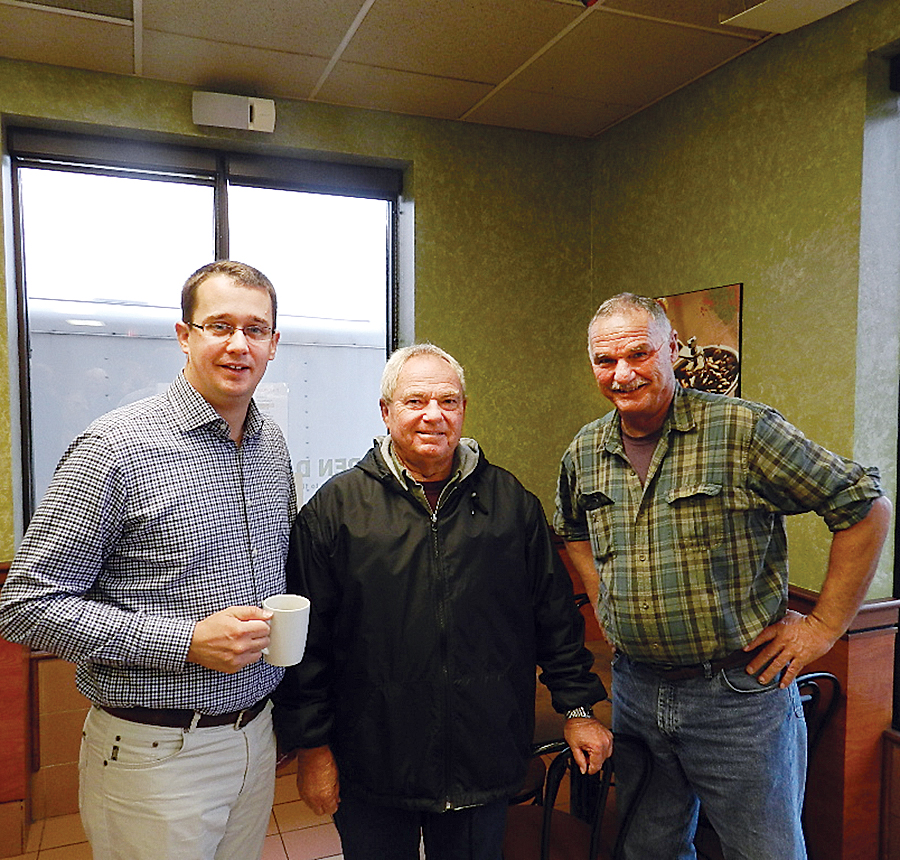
left=748, top=406, right=884, bottom=531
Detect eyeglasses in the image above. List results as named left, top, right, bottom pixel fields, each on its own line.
left=188, top=321, right=273, bottom=342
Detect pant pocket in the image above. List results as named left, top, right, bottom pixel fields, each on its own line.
left=84, top=709, right=185, bottom=769
left=718, top=664, right=782, bottom=694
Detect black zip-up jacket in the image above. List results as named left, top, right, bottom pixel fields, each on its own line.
left=273, top=438, right=606, bottom=812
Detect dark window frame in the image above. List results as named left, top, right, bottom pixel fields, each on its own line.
left=8, top=126, right=402, bottom=521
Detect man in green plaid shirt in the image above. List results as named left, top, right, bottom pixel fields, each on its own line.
left=555, top=292, right=890, bottom=860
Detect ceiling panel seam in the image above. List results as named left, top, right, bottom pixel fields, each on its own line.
left=460, top=3, right=597, bottom=120
left=0, top=0, right=131, bottom=23
left=597, top=6, right=764, bottom=42
left=309, top=0, right=378, bottom=101
left=587, top=30, right=778, bottom=137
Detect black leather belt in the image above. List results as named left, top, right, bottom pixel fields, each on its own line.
left=100, top=697, right=268, bottom=730
left=642, top=645, right=764, bottom=681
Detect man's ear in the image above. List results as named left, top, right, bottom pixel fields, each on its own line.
left=267, top=330, right=280, bottom=361
left=175, top=321, right=191, bottom=357
left=668, top=328, right=679, bottom=363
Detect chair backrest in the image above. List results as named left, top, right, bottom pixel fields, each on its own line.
left=796, top=671, right=841, bottom=758
left=504, top=734, right=652, bottom=860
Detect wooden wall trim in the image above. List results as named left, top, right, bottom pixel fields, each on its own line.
left=0, top=560, right=28, bottom=857
left=789, top=583, right=897, bottom=860
left=882, top=730, right=900, bottom=860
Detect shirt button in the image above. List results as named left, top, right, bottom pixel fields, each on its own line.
left=639, top=554, right=647, bottom=562
left=641, top=602, right=650, bottom=610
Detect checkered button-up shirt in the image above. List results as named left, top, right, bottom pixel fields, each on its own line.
left=0, top=372, right=296, bottom=713
left=554, top=387, right=883, bottom=666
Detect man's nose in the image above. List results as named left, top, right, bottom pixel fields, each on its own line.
left=421, top=399, right=443, bottom=419
left=225, top=328, right=250, bottom=350
left=612, top=359, right=635, bottom=382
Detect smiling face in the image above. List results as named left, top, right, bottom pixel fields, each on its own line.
left=588, top=308, right=678, bottom=437
left=176, top=274, right=279, bottom=433
left=380, top=353, right=466, bottom=482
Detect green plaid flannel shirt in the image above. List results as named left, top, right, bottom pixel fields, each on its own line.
left=554, top=387, right=883, bottom=666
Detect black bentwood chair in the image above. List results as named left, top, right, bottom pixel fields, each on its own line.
left=796, top=671, right=841, bottom=759
left=502, top=734, right=653, bottom=860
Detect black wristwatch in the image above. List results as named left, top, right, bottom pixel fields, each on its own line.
left=564, top=706, right=595, bottom=720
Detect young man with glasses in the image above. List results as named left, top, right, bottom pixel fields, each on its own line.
left=0, top=261, right=296, bottom=860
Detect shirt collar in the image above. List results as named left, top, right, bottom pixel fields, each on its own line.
left=167, top=371, right=263, bottom=439
left=601, top=387, right=694, bottom=454
left=669, top=386, right=697, bottom=433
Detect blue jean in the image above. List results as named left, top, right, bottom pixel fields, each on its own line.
left=611, top=653, right=808, bottom=860
left=333, top=793, right=509, bottom=860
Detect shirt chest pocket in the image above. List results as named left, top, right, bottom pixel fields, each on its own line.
left=582, top=492, right=617, bottom=562
left=665, top=482, right=728, bottom=549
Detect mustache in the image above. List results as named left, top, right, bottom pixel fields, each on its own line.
left=609, top=381, right=645, bottom=393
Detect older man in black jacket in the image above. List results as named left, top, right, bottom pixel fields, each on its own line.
left=273, top=343, right=611, bottom=860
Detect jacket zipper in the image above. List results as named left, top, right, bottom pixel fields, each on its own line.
left=430, top=495, right=457, bottom=810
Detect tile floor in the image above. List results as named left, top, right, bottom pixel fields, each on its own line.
left=11, top=757, right=578, bottom=860
left=7, top=766, right=342, bottom=860
left=11, top=772, right=726, bottom=860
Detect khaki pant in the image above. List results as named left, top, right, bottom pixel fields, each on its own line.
left=79, top=702, right=276, bottom=860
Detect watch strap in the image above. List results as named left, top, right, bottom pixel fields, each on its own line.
left=564, top=706, right=594, bottom=720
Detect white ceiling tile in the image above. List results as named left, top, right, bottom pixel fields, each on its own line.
left=342, top=0, right=583, bottom=83
left=315, top=60, right=494, bottom=119
left=142, top=0, right=362, bottom=57
left=509, top=10, right=757, bottom=104
left=603, top=0, right=767, bottom=35
left=466, top=85, right=639, bottom=137
left=0, top=5, right=133, bottom=75
left=721, top=0, right=861, bottom=33
left=142, top=30, right=327, bottom=98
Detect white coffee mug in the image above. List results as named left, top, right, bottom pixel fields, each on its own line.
left=262, top=594, right=311, bottom=667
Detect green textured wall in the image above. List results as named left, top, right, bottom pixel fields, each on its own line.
left=584, top=0, right=900, bottom=596
left=0, top=57, right=593, bottom=562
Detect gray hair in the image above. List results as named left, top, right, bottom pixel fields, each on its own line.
left=380, top=344, right=467, bottom=402
left=588, top=292, right=672, bottom=347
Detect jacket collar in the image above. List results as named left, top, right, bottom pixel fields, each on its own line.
left=375, top=435, right=481, bottom=488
